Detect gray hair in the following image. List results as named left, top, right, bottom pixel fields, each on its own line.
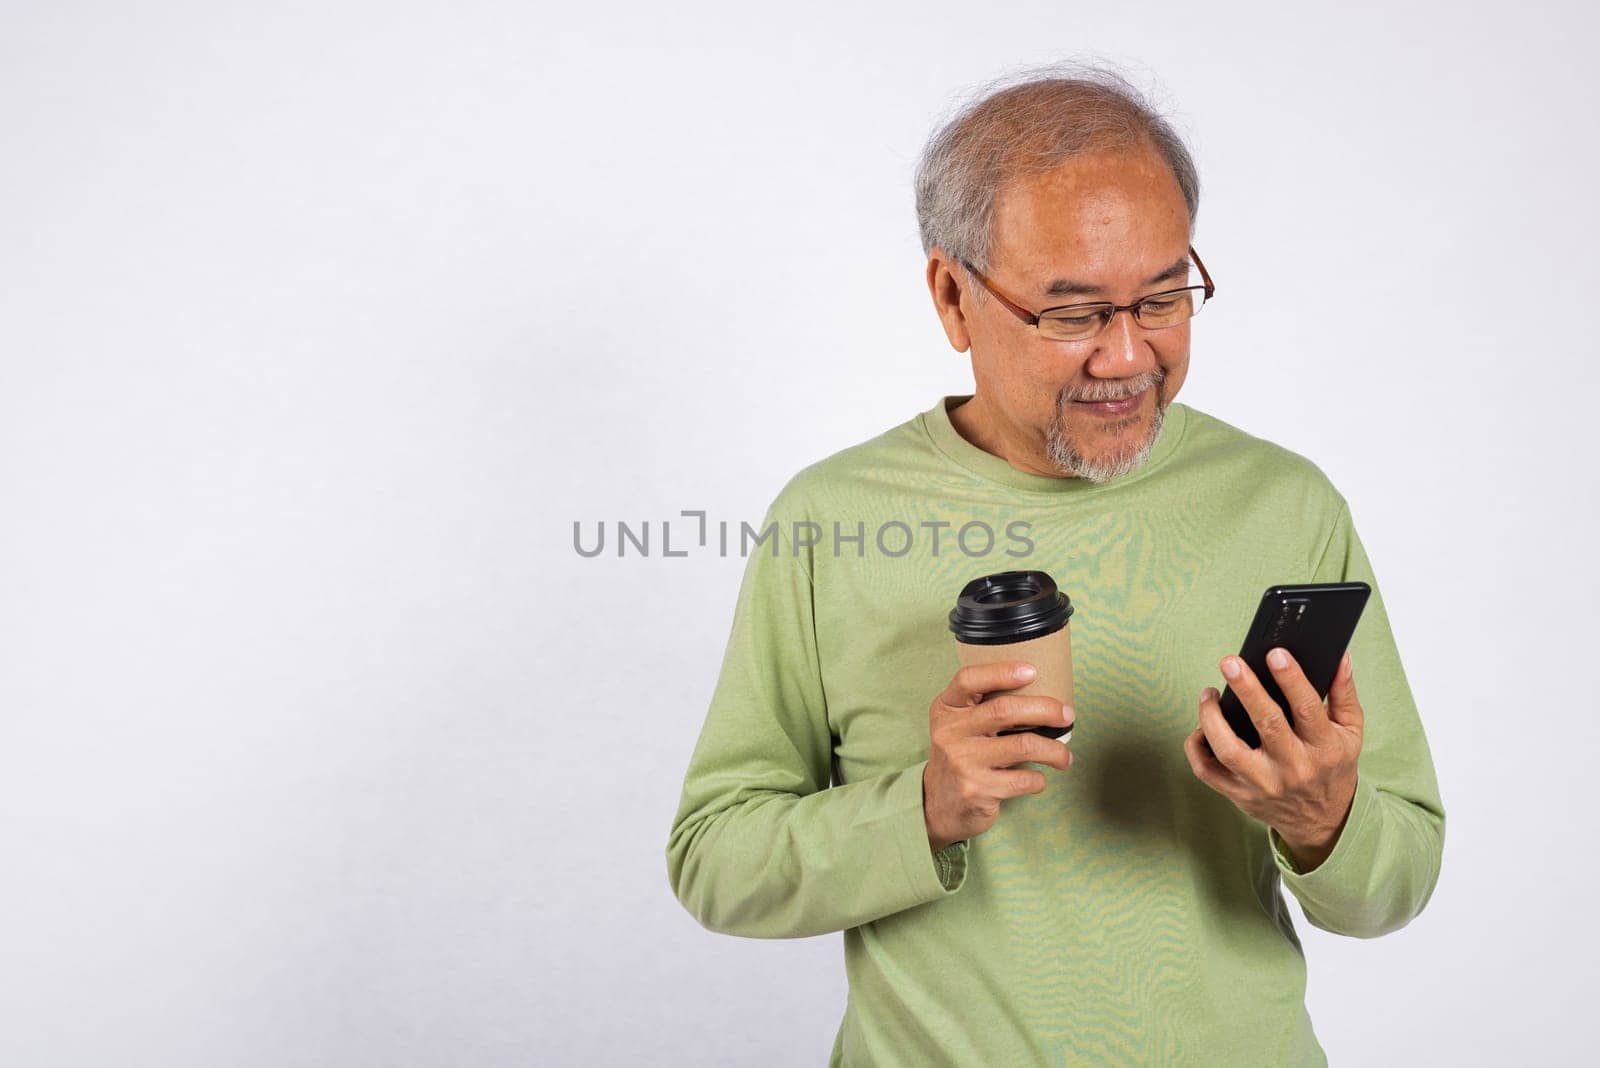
left=913, top=60, right=1200, bottom=291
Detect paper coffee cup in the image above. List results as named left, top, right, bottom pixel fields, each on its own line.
left=948, top=570, right=1075, bottom=742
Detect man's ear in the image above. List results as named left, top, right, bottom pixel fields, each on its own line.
left=925, top=252, right=972, bottom=354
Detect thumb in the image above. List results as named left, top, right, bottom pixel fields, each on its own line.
left=1327, top=651, right=1363, bottom=734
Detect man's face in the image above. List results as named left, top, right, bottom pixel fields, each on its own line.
left=945, top=144, right=1194, bottom=482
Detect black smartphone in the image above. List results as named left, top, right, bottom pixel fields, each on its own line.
left=1215, top=582, right=1371, bottom=749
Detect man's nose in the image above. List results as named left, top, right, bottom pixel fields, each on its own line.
left=1087, top=307, right=1156, bottom=376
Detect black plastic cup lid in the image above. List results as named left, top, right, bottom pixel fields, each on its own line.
left=949, top=570, right=1074, bottom=645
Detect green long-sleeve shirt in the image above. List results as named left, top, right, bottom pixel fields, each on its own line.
left=665, top=395, right=1445, bottom=1066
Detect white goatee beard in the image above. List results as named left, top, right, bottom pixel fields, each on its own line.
left=1044, top=376, right=1166, bottom=484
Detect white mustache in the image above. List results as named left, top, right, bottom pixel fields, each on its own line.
left=1063, top=378, right=1160, bottom=404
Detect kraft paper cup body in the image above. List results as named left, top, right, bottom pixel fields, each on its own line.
left=954, top=625, right=1074, bottom=743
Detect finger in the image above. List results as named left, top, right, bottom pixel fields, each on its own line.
left=979, top=731, right=1073, bottom=772
left=1326, top=651, right=1365, bottom=736
left=1183, top=724, right=1250, bottom=803
left=973, top=694, right=1073, bottom=738
left=1198, top=683, right=1268, bottom=787
left=985, top=766, right=1049, bottom=800
left=939, top=660, right=1038, bottom=709
left=1219, top=655, right=1300, bottom=762
left=1264, top=647, right=1335, bottom=745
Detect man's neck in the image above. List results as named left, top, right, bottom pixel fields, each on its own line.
left=949, top=394, right=1076, bottom=480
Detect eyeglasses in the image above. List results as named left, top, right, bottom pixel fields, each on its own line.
left=959, top=246, right=1216, bottom=342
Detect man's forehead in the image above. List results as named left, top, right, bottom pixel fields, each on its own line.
left=988, top=146, right=1192, bottom=296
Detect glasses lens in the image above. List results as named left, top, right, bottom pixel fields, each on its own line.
left=1038, top=307, right=1112, bottom=341
left=1137, top=288, right=1206, bottom=328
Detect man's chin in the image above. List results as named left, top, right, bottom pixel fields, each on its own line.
left=1046, top=403, right=1164, bottom=482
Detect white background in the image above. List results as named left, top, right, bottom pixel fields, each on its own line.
left=2, top=1, right=1597, bottom=1065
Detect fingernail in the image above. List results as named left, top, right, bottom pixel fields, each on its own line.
left=1061, top=704, right=1074, bottom=726
left=1341, top=652, right=1352, bottom=679
left=1016, top=663, right=1036, bottom=680
left=1221, top=658, right=1240, bottom=679
left=1267, top=648, right=1288, bottom=670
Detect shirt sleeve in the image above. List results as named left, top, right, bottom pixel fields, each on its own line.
left=665, top=507, right=967, bottom=939
left=1268, top=498, right=1447, bottom=938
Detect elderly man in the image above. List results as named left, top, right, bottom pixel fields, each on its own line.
left=666, top=64, right=1444, bottom=1066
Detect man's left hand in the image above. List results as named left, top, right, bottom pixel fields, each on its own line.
left=1183, top=648, right=1362, bottom=872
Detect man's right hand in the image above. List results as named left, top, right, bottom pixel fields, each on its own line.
left=923, top=660, right=1074, bottom=852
